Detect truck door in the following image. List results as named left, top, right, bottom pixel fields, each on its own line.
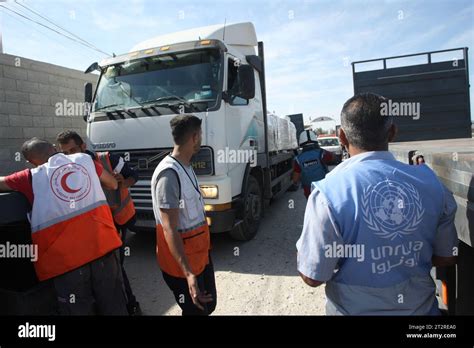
left=224, top=54, right=261, bottom=197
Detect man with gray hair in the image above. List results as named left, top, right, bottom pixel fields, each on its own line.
left=296, top=93, right=458, bottom=315
left=0, top=137, right=128, bottom=315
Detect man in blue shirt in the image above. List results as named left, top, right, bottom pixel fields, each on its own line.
left=296, top=93, right=458, bottom=315
left=292, top=130, right=333, bottom=199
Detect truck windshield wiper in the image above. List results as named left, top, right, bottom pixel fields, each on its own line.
left=141, top=95, right=200, bottom=112
left=94, top=103, right=124, bottom=112
left=142, top=95, right=187, bottom=104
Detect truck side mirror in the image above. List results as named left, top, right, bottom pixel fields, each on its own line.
left=84, top=62, right=99, bottom=74
left=83, top=82, right=93, bottom=122
left=235, top=65, right=255, bottom=100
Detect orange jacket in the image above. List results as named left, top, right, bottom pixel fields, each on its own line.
left=97, top=152, right=136, bottom=226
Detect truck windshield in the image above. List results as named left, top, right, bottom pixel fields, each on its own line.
left=93, top=48, right=222, bottom=113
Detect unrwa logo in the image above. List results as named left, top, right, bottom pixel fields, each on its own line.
left=361, top=179, right=425, bottom=240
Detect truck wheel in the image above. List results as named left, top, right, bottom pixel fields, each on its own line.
left=230, top=175, right=262, bottom=241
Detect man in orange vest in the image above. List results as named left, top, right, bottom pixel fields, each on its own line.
left=0, top=137, right=128, bottom=315
left=151, top=115, right=216, bottom=315
left=56, top=130, right=141, bottom=315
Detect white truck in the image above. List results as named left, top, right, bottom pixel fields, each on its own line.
left=83, top=22, right=297, bottom=240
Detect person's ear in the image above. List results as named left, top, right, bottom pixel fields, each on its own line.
left=339, top=127, right=349, bottom=148
left=81, top=143, right=87, bottom=152
left=29, top=158, right=41, bottom=167
left=388, top=123, right=397, bottom=143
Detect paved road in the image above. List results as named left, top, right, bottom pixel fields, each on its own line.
left=124, top=168, right=337, bottom=315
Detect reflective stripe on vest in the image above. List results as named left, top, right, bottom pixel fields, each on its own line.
left=30, top=153, right=122, bottom=281
left=151, top=154, right=210, bottom=278
left=296, top=148, right=327, bottom=187
left=97, top=152, right=136, bottom=226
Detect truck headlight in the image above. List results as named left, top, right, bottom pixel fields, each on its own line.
left=200, top=185, right=218, bottom=199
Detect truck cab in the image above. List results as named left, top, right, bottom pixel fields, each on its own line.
left=84, top=22, right=296, bottom=240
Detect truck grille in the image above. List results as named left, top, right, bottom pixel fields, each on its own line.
left=110, top=148, right=172, bottom=181
left=108, top=147, right=214, bottom=226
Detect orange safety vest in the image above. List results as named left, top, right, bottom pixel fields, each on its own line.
left=30, top=153, right=122, bottom=281
left=156, top=222, right=210, bottom=278
left=151, top=154, right=210, bottom=278
left=97, top=152, right=136, bottom=226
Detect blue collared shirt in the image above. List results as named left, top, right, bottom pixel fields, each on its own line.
left=296, top=151, right=458, bottom=315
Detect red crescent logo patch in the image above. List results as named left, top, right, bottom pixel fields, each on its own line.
left=60, top=171, right=81, bottom=193
left=50, top=163, right=92, bottom=202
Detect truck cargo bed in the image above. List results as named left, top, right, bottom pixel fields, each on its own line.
left=389, top=137, right=473, bottom=247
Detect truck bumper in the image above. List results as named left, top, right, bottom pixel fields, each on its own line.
left=204, top=199, right=240, bottom=234
left=130, top=210, right=155, bottom=231
left=132, top=208, right=237, bottom=234
left=131, top=197, right=240, bottom=234
left=206, top=207, right=236, bottom=233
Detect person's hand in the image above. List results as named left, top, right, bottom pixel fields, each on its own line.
left=186, top=273, right=213, bottom=310
left=113, top=172, right=125, bottom=185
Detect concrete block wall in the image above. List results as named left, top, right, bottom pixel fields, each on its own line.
left=0, top=53, right=97, bottom=175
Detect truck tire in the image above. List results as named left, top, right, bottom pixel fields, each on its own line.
left=230, top=175, right=262, bottom=241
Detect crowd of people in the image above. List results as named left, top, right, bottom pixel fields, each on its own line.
left=0, top=93, right=458, bottom=316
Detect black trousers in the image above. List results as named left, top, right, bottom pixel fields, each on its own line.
left=117, top=225, right=138, bottom=312
left=162, top=256, right=217, bottom=316
left=53, top=251, right=128, bottom=315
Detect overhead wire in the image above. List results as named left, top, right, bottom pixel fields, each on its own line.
left=14, top=0, right=108, bottom=55
left=0, top=7, right=103, bottom=63
left=0, top=2, right=110, bottom=56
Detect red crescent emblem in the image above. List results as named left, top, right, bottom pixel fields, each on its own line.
left=60, top=171, right=81, bottom=193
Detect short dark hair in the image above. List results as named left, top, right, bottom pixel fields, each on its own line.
left=340, top=93, right=393, bottom=151
left=21, top=137, right=55, bottom=162
left=170, top=115, right=202, bottom=145
left=56, top=130, right=84, bottom=146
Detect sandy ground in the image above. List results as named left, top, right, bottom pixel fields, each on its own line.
left=124, top=183, right=329, bottom=316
